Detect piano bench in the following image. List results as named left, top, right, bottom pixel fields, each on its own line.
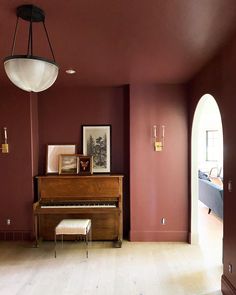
left=54, top=219, right=92, bottom=258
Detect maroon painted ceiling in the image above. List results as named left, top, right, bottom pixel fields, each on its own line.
left=1, top=0, right=236, bottom=87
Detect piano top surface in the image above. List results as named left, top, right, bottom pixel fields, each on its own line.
left=36, top=175, right=123, bottom=200
left=36, top=175, right=124, bottom=179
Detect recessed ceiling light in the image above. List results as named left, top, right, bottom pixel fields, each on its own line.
left=66, top=69, right=76, bottom=74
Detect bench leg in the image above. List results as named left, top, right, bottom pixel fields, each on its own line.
left=86, top=232, right=88, bottom=258
left=89, top=226, right=92, bottom=250
left=54, top=232, right=57, bottom=258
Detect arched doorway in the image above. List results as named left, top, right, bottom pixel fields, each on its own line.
left=191, top=94, right=223, bottom=244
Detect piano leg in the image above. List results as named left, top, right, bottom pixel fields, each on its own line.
left=114, top=239, right=122, bottom=248
left=34, top=214, right=39, bottom=248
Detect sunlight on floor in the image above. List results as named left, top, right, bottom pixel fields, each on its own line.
left=198, top=201, right=223, bottom=295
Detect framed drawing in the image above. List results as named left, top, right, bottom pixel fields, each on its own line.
left=59, top=154, right=78, bottom=175
left=77, top=155, right=93, bottom=175
left=46, top=144, right=76, bottom=174
left=82, top=125, right=111, bottom=173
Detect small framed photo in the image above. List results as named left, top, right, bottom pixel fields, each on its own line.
left=82, top=125, right=111, bottom=173
left=46, top=144, right=76, bottom=174
left=59, top=154, right=78, bottom=175
left=77, top=155, right=93, bottom=175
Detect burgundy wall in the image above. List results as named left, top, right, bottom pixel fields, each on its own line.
left=0, top=85, right=130, bottom=239
left=0, top=87, right=37, bottom=239
left=38, top=86, right=128, bottom=173
left=129, top=84, right=188, bottom=241
left=38, top=86, right=130, bottom=236
left=30, top=92, right=39, bottom=178
left=189, top=35, right=236, bottom=293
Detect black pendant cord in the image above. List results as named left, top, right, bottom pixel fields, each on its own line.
left=27, top=11, right=33, bottom=57
left=30, top=18, right=33, bottom=56
left=43, top=21, right=56, bottom=62
left=8, top=5, right=57, bottom=64
left=30, top=5, right=33, bottom=56
left=10, top=16, right=19, bottom=56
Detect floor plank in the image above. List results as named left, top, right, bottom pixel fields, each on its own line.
left=0, top=204, right=223, bottom=295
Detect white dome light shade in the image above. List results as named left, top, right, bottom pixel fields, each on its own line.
left=4, top=56, right=59, bottom=92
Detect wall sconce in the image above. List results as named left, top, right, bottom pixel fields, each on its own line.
left=1, top=127, right=9, bottom=153
left=153, top=125, right=165, bottom=152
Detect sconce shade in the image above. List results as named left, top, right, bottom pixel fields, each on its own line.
left=4, top=56, right=58, bottom=92
left=4, top=5, right=59, bottom=92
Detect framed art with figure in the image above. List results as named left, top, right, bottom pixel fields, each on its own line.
left=82, top=125, right=111, bottom=173
left=77, top=155, right=93, bottom=175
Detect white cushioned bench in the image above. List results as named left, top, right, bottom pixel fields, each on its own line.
left=54, top=219, right=92, bottom=258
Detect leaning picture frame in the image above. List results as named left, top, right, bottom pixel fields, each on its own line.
left=46, top=144, right=77, bottom=174
left=59, top=154, right=78, bottom=175
left=82, top=125, right=111, bottom=173
left=77, top=155, right=93, bottom=175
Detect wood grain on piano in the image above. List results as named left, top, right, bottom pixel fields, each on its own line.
left=33, top=175, right=123, bottom=248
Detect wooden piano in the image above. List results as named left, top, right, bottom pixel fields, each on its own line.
left=33, top=175, right=123, bottom=247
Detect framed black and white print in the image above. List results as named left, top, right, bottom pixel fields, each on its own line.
left=82, top=125, right=111, bottom=173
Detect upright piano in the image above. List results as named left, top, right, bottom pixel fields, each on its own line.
left=33, top=175, right=123, bottom=247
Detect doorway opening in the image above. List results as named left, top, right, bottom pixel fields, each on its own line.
left=191, top=94, right=223, bottom=252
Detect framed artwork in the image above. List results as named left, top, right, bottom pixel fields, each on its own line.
left=46, top=144, right=76, bottom=174
left=82, top=125, right=111, bottom=173
left=58, top=154, right=78, bottom=175
left=77, top=155, right=93, bottom=175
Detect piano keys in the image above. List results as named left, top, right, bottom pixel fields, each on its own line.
left=40, top=204, right=117, bottom=208
left=33, top=175, right=123, bottom=247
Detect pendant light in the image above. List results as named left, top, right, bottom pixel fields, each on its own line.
left=3, top=5, right=59, bottom=92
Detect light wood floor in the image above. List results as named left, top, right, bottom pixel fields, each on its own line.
left=0, top=205, right=223, bottom=295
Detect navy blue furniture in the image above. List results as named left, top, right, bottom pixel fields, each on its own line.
left=198, top=178, right=223, bottom=219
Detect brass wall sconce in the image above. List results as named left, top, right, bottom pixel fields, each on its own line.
left=1, top=127, right=9, bottom=153
left=153, top=125, right=165, bottom=152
